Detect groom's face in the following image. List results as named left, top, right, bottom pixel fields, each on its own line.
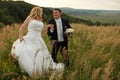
left=53, top=10, right=62, bottom=19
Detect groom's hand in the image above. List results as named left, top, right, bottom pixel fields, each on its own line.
left=67, top=33, right=72, bottom=40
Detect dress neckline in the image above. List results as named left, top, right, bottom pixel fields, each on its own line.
left=31, top=19, right=42, bottom=23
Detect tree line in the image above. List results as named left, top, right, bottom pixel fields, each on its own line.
left=0, top=1, right=116, bottom=28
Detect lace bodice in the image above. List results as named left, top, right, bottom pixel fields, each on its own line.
left=26, top=20, right=44, bottom=36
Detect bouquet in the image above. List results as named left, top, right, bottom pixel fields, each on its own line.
left=65, top=28, right=74, bottom=38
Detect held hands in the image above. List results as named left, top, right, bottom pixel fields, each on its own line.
left=47, top=24, right=54, bottom=31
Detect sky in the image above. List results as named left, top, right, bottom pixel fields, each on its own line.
left=23, top=0, right=120, bottom=10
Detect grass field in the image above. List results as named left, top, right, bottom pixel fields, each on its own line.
left=0, top=24, right=120, bottom=80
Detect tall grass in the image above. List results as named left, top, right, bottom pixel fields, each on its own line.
left=0, top=23, right=120, bottom=80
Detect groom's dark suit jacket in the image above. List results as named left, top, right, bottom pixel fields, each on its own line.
left=47, top=18, right=72, bottom=42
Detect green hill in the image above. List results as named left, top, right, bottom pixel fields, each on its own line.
left=1, top=1, right=115, bottom=28
left=61, top=7, right=120, bottom=25
left=0, top=1, right=51, bottom=24
left=0, top=1, right=95, bottom=27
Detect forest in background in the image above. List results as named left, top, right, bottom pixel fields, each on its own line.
left=0, top=1, right=90, bottom=27
left=0, top=1, right=117, bottom=29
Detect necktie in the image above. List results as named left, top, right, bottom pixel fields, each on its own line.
left=57, top=20, right=64, bottom=41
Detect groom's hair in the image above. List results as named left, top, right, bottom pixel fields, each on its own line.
left=53, top=8, right=62, bottom=13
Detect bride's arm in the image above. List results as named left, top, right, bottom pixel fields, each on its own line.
left=19, top=16, right=31, bottom=42
left=42, top=25, right=48, bottom=32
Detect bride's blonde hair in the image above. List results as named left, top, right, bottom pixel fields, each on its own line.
left=29, top=6, right=43, bottom=20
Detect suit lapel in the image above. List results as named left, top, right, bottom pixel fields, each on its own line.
left=61, top=18, right=65, bottom=32
left=53, top=19, right=57, bottom=33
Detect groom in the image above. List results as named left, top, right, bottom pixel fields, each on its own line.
left=47, top=8, right=72, bottom=66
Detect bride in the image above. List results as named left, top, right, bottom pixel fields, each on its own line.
left=11, top=7, right=64, bottom=80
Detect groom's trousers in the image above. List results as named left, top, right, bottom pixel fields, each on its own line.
left=50, top=41, right=70, bottom=66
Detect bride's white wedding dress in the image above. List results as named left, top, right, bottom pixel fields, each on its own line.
left=11, top=19, right=64, bottom=78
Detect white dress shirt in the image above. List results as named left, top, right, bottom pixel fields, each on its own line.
left=55, top=18, right=64, bottom=41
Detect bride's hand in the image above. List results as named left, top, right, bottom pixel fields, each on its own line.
left=47, top=24, right=54, bottom=31
left=10, top=53, right=17, bottom=61
left=20, top=37, right=24, bottom=42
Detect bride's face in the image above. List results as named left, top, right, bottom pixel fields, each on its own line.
left=53, top=10, right=61, bottom=19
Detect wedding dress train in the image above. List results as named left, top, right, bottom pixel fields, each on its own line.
left=11, top=19, right=64, bottom=79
